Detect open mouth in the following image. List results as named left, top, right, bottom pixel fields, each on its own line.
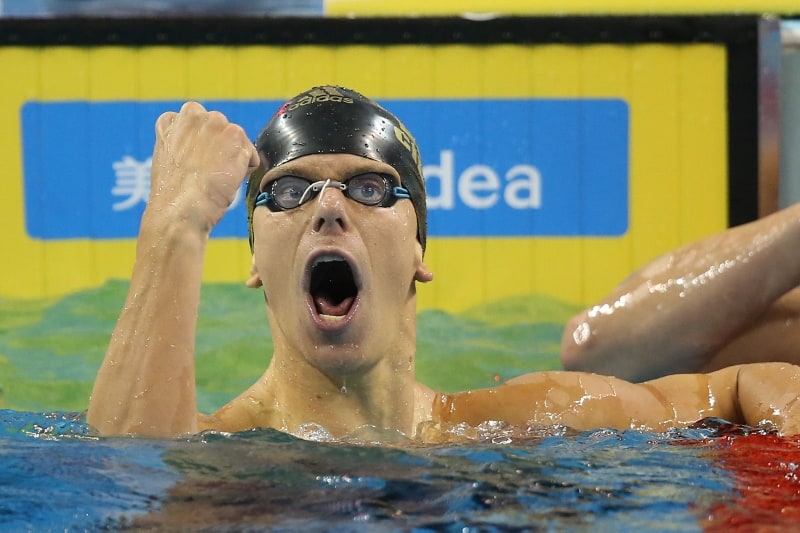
left=308, top=254, right=359, bottom=322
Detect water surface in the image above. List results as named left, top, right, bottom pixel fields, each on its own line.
left=3, top=411, right=799, bottom=531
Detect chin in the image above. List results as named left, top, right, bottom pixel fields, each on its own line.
left=306, top=342, right=375, bottom=378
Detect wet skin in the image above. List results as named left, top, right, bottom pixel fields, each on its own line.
left=210, top=153, right=436, bottom=437
left=87, top=101, right=800, bottom=440
left=250, top=155, right=430, bottom=380
left=561, top=201, right=800, bottom=382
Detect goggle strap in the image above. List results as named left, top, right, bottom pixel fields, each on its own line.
left=393, top=186, right=411, bottom=199
left=255, top=192, right=270, bottom=207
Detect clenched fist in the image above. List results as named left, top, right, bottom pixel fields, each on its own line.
left=145, top=102, right=260, bottom=235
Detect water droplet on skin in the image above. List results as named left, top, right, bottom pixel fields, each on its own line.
left=573, top=322, right=591, bottom=345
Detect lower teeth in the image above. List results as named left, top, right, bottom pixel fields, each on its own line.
left=319, top=314, right=346, bottom=323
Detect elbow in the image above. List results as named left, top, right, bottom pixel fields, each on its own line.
left=560, top=311, right=650, bottom=382
left=560, top=312, right=595, bottom=372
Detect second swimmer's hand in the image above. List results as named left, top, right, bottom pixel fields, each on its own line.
left=145, top=101, right=260, bottom=236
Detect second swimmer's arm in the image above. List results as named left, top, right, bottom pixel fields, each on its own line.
left=434, top=364, right=800, bottom=435
left=561, top=204, right=800, bottom=382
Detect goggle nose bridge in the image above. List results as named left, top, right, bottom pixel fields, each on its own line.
left=298, top=179, right=349, bottom=205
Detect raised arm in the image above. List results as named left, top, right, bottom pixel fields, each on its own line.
left=435, top=363, right=800, bottom=435
left=87, top=102, right=259, bottom=437
left=561, top=203, right=800, bottom=382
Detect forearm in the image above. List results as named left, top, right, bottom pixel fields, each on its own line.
left=87, top=102, right=258, bottom=437
left=87, top=221, right=207, bottom=437
left=562, top=203, right=800, bottom=381
left=437, top=371, right=737, bottom=432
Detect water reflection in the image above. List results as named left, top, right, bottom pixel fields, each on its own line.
left=6, top=411, right=780, bottom=531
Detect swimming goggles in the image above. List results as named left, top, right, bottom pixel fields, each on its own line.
left=255, top=173, right=411, bottom=212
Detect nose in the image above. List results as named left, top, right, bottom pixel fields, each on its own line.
left=311, top=185, right=349, bottom=234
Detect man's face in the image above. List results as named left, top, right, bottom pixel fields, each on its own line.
left=250, top=153, right=430, bottom=377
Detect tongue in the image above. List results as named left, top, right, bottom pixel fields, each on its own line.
left=315, top=295, right=355, bottom=316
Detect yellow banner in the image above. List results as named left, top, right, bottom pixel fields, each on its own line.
left=327, top=0, right=798, bottom=15
left=1, top=43, right=727, bottom=312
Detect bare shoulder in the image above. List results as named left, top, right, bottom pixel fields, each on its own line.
left=198, top=379, right=275, bottom=433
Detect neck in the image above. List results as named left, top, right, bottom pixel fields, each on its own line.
left=252, top=304, right=425, bottom=437
left=254, top=283, right=430, bottom=439
left=262, top=353, right=419, bottom=438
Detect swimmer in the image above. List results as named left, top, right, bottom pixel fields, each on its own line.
left=561, top=200, right=800, bottom=382
left=87, top=86, right=800, bottom=440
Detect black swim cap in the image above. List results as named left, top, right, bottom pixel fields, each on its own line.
left=246, top=86, right=427, bottom=253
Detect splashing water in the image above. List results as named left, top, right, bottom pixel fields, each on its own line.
left=2, top=411, right=799, bottom=531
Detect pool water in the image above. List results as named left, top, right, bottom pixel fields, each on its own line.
left=2, top=284, right=799, bottom=530
left=2, top=411, right=799, bottom=531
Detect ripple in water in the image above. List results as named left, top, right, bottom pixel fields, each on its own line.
left=1, top=411, right=798, bottom=531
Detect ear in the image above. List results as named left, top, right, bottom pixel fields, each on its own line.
left=415, top=262, right=434, bottom=283
left=413, top=242, right=434, bottom=283
left=245, top=255, right=263, bottom=288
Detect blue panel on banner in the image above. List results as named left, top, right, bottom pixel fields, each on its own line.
left=21, top=99, right=628, bottom=239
